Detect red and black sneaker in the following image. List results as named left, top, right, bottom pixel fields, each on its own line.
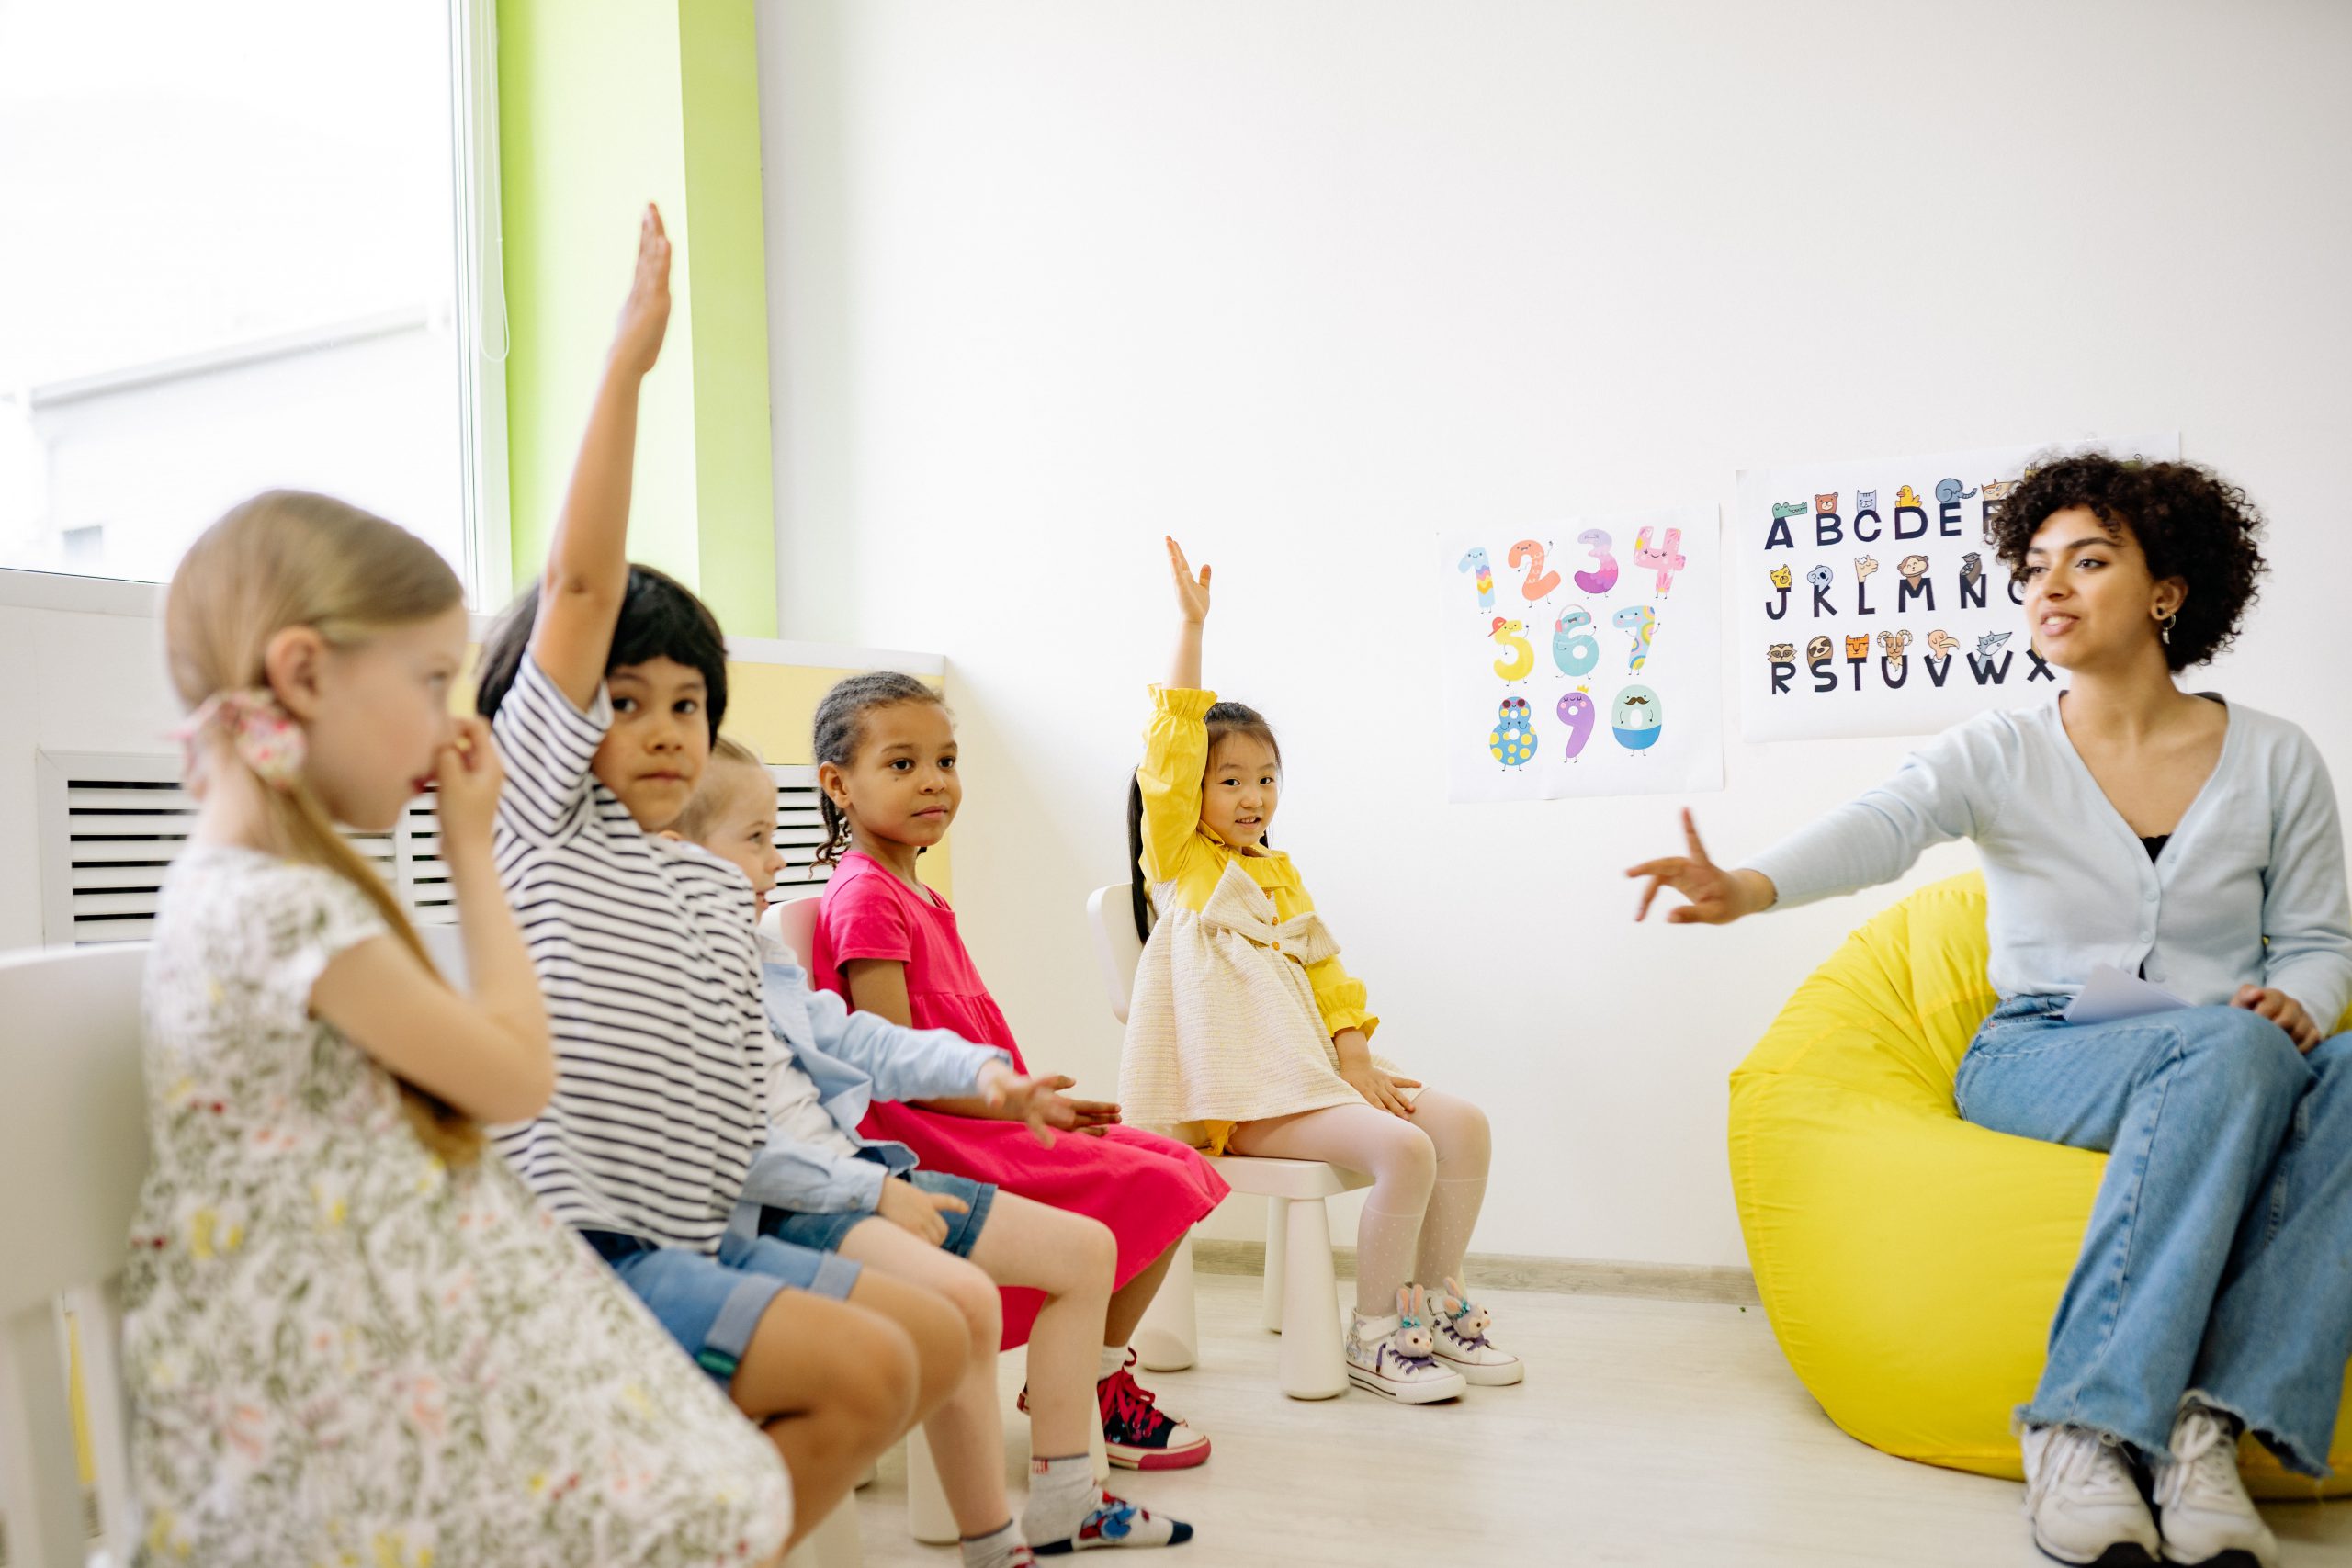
left=1017, top=1352, right=1212, bottom=1472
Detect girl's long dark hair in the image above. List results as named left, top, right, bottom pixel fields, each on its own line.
left=1127, top=700, right=1282, bottom=942
left=812, top=671, right=947, bottom=867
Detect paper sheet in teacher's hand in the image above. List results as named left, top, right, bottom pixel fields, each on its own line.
left=2063, top=964, right=2191, bottom=1027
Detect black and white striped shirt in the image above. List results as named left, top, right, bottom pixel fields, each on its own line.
left=490, top=654, right=769, bottom=1254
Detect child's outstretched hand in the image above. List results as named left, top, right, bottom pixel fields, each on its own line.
left=1167, top=536, right=1211, bottom=626
left=609, top=203, right=673, bottom=378
left=878, top=1176, right=967, bottom=1247
left=977, top=1059, right=1062, bottom=1148
left=432, top=716, right=505, bottom=854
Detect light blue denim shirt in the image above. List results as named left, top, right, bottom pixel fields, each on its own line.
left=1744, top=696, right=2352, bottom=1028
left=729, top=940, right=1010, bottom=1239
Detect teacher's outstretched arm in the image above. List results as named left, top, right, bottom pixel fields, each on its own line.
left=1626, top=808, right=1779, bottom=925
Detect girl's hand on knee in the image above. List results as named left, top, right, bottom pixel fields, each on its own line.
left=2233, top=985, right=2321, bottom=1051
left=1166, top=536, right=1212, bottom=626
left=878, top=1178, right=967, bottom=1247
left=1340, top=1063, right=1420, bottom=1120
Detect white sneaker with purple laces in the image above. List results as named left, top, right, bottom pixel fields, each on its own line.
left=1346, top=1285, right=1466, bottom=1404
left=1428, top=1277, right=1523, bottom=1386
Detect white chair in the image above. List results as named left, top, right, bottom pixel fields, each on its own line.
left=0, top=940, right=861, bottom=1568
left=1085, top=885, right=1370, bottom=1401
left=1, top=944, right=148, bottom=1568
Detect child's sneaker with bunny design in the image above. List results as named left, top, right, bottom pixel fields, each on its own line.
left=1346, top=1286, right=1467, bottom=1404
left=1428, top=1277, right=1522, bottom=1386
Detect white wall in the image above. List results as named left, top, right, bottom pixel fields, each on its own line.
left=757, top=0, right=2352, bottom=1268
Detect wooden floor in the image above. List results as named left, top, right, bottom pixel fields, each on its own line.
left=852, top=1272, right=2352, bottom=1567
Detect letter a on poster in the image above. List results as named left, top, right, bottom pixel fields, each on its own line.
left=1734, top=434, right=2178, bottom=741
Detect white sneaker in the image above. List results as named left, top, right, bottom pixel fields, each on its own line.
left=2150, top=1403, right=2278, bottom=1568
left=2020, top=1423, right=2161, bottom=1566
left=1427, top=1277, right=1523, bottom=1386
left=1346, top=1287, right=1465, bottom=1404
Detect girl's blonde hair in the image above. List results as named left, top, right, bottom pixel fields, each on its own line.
left=673, top=734, right=768, bottom=843
left=164, top=490, right=481, bottom=1165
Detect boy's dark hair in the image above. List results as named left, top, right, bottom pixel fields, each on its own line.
left=473, top=565, right=729, bottom=737
left=1989, top=454, right=2266, bottom=673
left=811, top=671, right=949, bottom=867
left=1126, top=701, right=1282, bottom=942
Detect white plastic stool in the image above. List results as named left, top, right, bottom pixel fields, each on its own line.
left=1090, top=886, right=1373, bottom=1400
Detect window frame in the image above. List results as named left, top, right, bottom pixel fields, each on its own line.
left=0, top=0, right=513, bottom=612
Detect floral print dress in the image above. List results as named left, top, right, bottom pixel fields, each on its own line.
left=123, top=847, right=790, bottom=1566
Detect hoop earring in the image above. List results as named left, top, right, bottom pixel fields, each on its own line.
left=2156, top=608, right=2175, bottom=645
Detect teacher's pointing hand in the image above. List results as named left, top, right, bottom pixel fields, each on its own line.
left=1627, top=808, right=1777, bottom=925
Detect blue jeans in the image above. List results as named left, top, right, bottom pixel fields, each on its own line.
left=1957, top=998, right=2352, bottom=1473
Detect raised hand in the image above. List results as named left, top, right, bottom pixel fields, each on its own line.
left=1167, top=536, right=1212, bottom=626
left=1625, top=808, right=1772, bottom=924
left=609, top=203, right=673, bottom=378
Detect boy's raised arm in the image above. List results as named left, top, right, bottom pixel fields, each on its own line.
left=529, top=203, right=673, bottom=711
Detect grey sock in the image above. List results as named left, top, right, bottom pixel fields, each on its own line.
left=959, top=1517, right=1025, bottom=1568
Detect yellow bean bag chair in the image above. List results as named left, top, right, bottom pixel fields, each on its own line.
left=1729, top=871, right=2352, bottom=1497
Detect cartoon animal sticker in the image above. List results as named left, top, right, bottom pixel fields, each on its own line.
left=1611, top=684, right=1663, bottom=750
left=1632, top=526, right=1687, bottom=595
left=1855, top=555, right=1879, bottom=581
left=1611, top=604, right=1657, bottom=672
left=1897, top=554, right=1929, bottom=588
left=1768, top=564, right=1792, bottom=591
left=1878, top=629, right=1912, bottom=660
left=1555, top=689, right=1597, bottom=760
left=1895, top=484, right=1924, bottom=509
left=1814, top=493, right=1839, bottom=514
left=1489, top=616, right=1535, bottom=681
left=1976, top=631, right=2012, bottom=655
left=1962, top=552, right=1984, bottom=590
left=1508, top=539, right=1562, bottom=601
left=1926, top=628, right=1960, bottom=658
left=1805, top=635, right=1833, bottom=665
left=1572, top=529, right=1619, bottom=594
left=1488, top=696, right=1536, bottom=767
left=1843, top=635, right=1870, bottom=660
left=1458, top=547, right=1495, bottom=609
left=1767, top=642, right=1795, bottom=663
left=1552, top=607, right=1598, bottom=676
left=1804, top=564, right=1834, bottom=592
left=1980, top=479, right=2017, bottom=503
left=1935, top=478, right=1976, bottom=503
left=1770, top=501, right=1810, bottom=520
left=1855, top=489, right=1879, bottom=513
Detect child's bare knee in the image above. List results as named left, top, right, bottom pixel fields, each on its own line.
left=1063, top=1216, right=1116, bottom=1295
left=836, top=1314, right=922, bottom=1436
left=901, top=1287, right=970, bottom=1404
left=938, top=1258, right=1003, bottom=1348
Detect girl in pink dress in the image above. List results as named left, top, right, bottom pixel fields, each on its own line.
left=809, top=672, right=1228, bottom=1472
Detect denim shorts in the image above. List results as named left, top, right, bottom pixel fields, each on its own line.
left=762, top=1168, right=997, bottom=1258
left=582, top=1227, right=863, bottom=1390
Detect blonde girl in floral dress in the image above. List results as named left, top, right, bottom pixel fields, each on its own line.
left=126, top=492, right=794, bottom=1565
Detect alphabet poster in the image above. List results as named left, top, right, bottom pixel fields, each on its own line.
left=1734, top=434, right=2179, bottom=741
left=1441, top=505, right=1723, bottom=803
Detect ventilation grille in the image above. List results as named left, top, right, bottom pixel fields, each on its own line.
left=37, top=752, right=835, bottom=946
left=36, top=751, right=453, bottom=946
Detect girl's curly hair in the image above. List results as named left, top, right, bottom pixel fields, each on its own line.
left=1988, top=453, right=2266, bottom=672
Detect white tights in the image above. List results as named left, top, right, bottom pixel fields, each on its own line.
left=1227, top=1088, right=1493, bottom=1317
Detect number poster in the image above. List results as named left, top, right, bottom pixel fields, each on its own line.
left=1734, top=434, right=2179, bottom=742
left=1441, top=505, right=1723, bottom=804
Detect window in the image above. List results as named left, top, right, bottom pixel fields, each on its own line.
left=0, top=0, right=507, bottom=604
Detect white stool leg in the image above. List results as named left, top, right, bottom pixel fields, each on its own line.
left=1261, top=1197, right=1290, bottom=1333
left=1276, top=1199, right=1348, bottom=1400
left=783, top=1496, right=865, bottom=1568
left=906, top=1427, right=958, bottom=1545
left=1132, top=1232, right=1197, bottom=1372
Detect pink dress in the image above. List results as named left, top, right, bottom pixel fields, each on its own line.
left=813, top=852, right=1228, bottom=1348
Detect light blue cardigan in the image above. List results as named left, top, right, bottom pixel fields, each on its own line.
left=729, top=942, right=1010, bottom=1242
left=1744, top=696, right=2352, bottom=1029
